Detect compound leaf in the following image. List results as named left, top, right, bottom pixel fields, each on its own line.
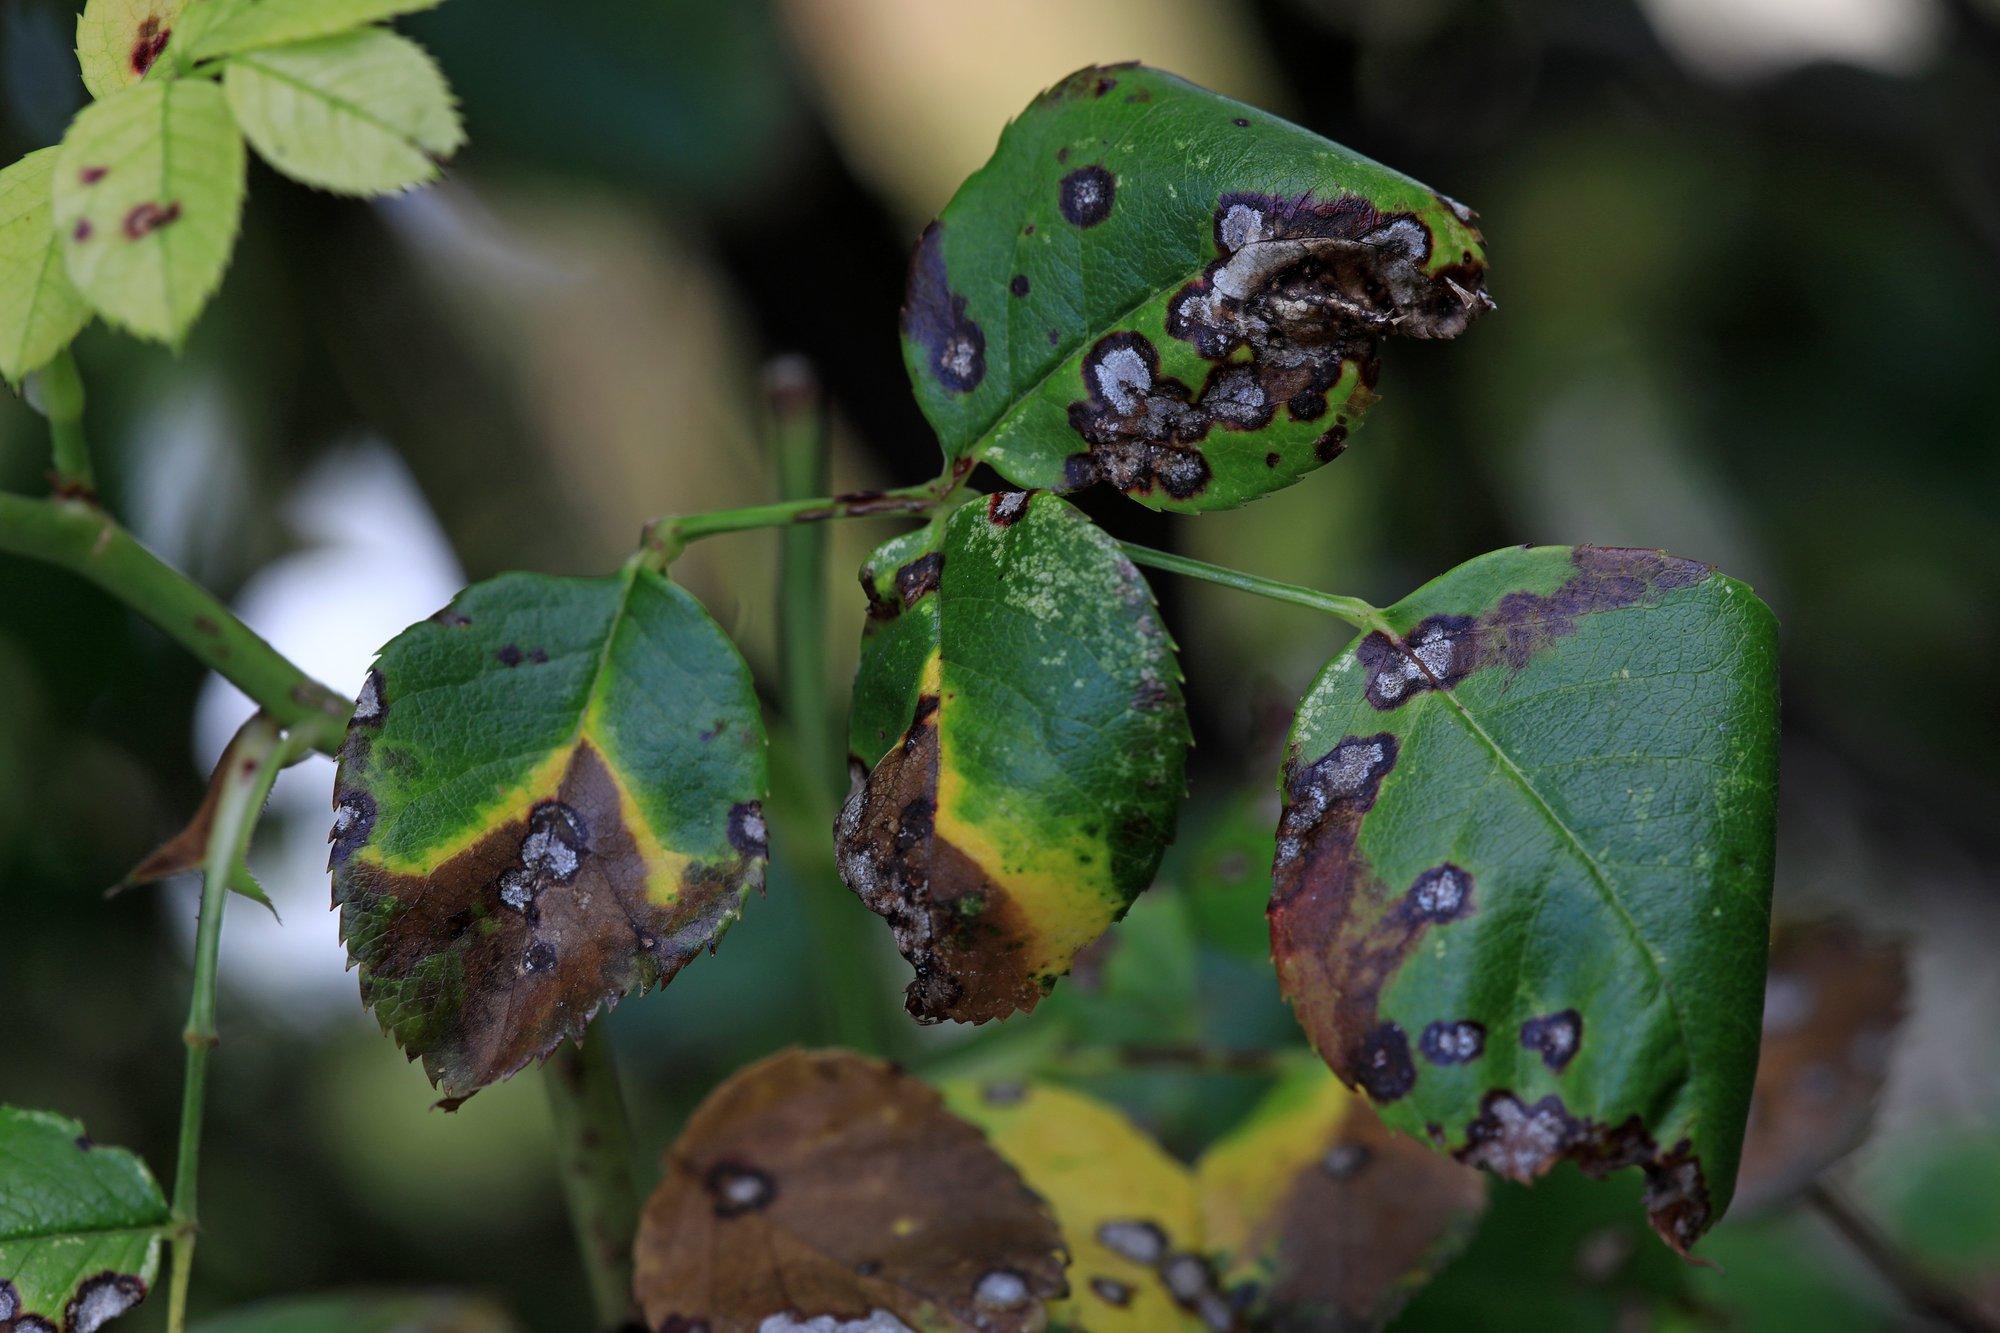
left=633, top=1049, right=1065, bottom=1333
left=331, top=567, right=768, bottom=1104
left=1270, top=545, right=1779, bottom=1255
left=944, top=1080, right=1209, bottom=1331
left=178, top=0, right=445, bottom=63
left=0, top=149, right=91, bottom=384
left=902, top=63, right=1488, bottom=513
left=223, top=28, right=463, bottom=197
left=52, top=79, right=246, bottom=345
left=74, top=0, right=184, bottom=101
left=1196, top=1057, right=1486, bottom=1328
left=0, top=1106, right=170, bottom=1332
left=836, top=491, right=1190, bottom=1024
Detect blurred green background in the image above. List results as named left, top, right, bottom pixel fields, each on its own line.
left=2, top=0, right=1996, bottom=1328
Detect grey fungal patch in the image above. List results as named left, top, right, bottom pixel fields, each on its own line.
left=497, top=869, right=536, bottom=913
left=0, top=1280, right=16, bottom=1319
left=1420, top=1019, right=1486, bottom=1065
left=1405, top=863, right=1472, bottom=922
left=728, top=802, right=769, bottom=859
left=986, top=490, right=1030, bottom=526
left=973, top=1268, right=1031, bottom=1310
left=1058, top=164, right=1116, bottom=227
left=64, top=1272, right=146, bottom=1333
left=705, top=1160, right=775, bottom=1217
left=1321, top=1142, right=1371, bottom=1179
left=1521, top=1009, right=1584, bottom=1072
left=1358, top=614, right=1476, bottom=709
left=327, top=790, right=377, bottom=867
left=1089, top=1277, right=1132, bottom=1307
left=352, top=669, right=386, bottom=726
left=1457, top=1092, right=1581, bottom=1182
left=14, top=1318, right=56, bottom=1333
left=755, top=1311, right=913, bottom=1332
left=521, top=802, right=587, bottom=884
left=1355, top=1021, right=1417, bottom=1101
left=1096, top=1218, right=1169, bottom=1265
left=902, top=220, right=986, bottom=393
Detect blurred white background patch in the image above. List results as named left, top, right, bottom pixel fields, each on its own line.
left=1639, top=0, right=1940, bottom=79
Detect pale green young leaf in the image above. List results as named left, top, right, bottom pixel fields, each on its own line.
left=0, top=149, right=92, bottom=384
left=74, top=0, right=184, bottom=101
left=223, top=29, right=463, bottom=197
left=52, top=79, right=247, bottom=345
left=179, top=0, right=444, bottom=63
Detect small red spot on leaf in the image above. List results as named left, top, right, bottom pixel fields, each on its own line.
left=123, top=201, right=182, bottom=239
left=131, top=16, right=171, bottom=76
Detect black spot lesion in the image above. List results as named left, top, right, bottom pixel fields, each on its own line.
left=1355, top=1021, right=1417, bottom=1101
left=894, top=552, right=943, bottom=606
left=1059, top=164, right=1116, bottom=227
left=703, top=1159, right=776, bottom=1217
left=1062, top=331, right=1213, bottom=501
left=902, top=220, right=986, bottom=394
left=1520, top=1008, right=1584, bottom=1072
left=1419, top=1018, right=1486, bottom=1065
left=63, top=1271, right=147, bottom=1333
left=327, top=789, right=377, bottom=868
left=727, top=802, right=768, bottom=859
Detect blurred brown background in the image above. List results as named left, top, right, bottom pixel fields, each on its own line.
left=2, top=0, right=1996, bottom=1327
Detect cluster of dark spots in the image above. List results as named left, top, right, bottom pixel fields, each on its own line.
left=1272, top=734, right=1399, bottom=899
left=78, top=165, right=108, bottom=185
left=496, top=800, right=589, bottom=921
left=894, top=552, right=943, bottom=606
left=704, top=1160, right=776, bottom=1217
left=122, top=200, right=181, bottom=239
left=1059, top=164, right=1117, bottom=227
left=1094, top=1221, right=1230, bottom=1328
left=1161, top=1252, right=1235, bottom=1330
left=1094, top=73, right=1119, bottom=96
left=1062, top=332, right=1214, bottom=500
left=986, top=490, right=1030, bottom=526
left=1355, top=1021, right=1417, bottom=1101
left=1521, top=1009, right=1583, bottom=1072
left=726, top=802, right=768, bottom=859
left=1321, top=1142, right=1371, bottom=1179
left=494, top=643, right=548, bottom=668
left=1420, top=1019, right=1486, bottom=1065
left=1009, top=273, right=1030, bottom=297
left=901, top=221, right=985, bottom=393
left=327, top=789, right=377, bottom=867
left=1040, top=62, right=1139, bottom=103
left=1314, top=422, right=1349, bottom=461
left=1089, top=1277, right=1133, bottom=1307
left=131, top=15, right=171, bottom=75
left=64, top=1271, right=147, bottom=1333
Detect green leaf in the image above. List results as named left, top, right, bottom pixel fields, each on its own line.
left=943, top=1080, right=1209, bottom=1331
left=331, top=567, right=769, bottom=1104
left=1195, top=1056, right=1486, bottom=1328
left=1270, top=545, right=1779, bottom=1255
left=193, top=1292, right=523, bottom=1332
left=0, top=1105, right=170, bottom=1331
left=74, top=0, right=185, bottom=102
left=902, top=63, right=1489, bottom=513
left=837, top=491, right=1190, bottom=1024
left=0, top=149, right=92, bottom=384
left=51, top=79, right=247, bottom=345
left=178, top=0, right=444, bottom=63
left=223, top=29, right=463, bottom=197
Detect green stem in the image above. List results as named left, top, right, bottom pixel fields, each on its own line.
left=1808, top=1183, right=1999, bottom=1333
left=0, top=493, right=351, bottom=751
left=639, top=460, right=971, bottom=570
left=769, top=360, right=884, bottom=1053
left=544, top=1027, right=642, bottom=1330
left=166, top=714, right=288, bottom=1333
left=27, top=348, right=93, bottom=496
left=1118, top=541, right=1386, bottom=631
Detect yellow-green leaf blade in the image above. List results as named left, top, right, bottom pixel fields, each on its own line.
left=74, top=0, right=184, bottom=101
left=223, top=29, right=463, bottom=197
left=52, top=79, right=246, bottom=344
left=179, top=0, right=444, bottom=64
left=0, top=149, right=91, bottom=384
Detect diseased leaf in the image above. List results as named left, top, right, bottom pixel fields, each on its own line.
left=901, top=63, right=1488, bottom=513
left=223, top=29, right=463, bottom=197
left=178, top=0, right=444, bottom=64
left=330, top=567, right=768, bottom=1104
left=74, top=0, right=184, bottom=101
left=1196, top=1056, right=1486, bottom=1329
left=944, top=1080, right=1211, bottom=1332
left=632, top=1049, right=1066, bottom=1333
left=192, top=1291, right=523, bottom=1332
left=1734, top=917, right=1906, bottom=1212
left=52, top=79, right=247, bottom=344
left=836, top=491, right=1190, bottom=1024
left=0, top=149, right=92, bottom=384
left=0, top=1105, right=170, bottom=1332
left=1270, top=545, right=1779, bottom=1255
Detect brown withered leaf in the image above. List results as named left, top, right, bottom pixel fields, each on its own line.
left=113, top=721, right=280, bottom=918
left=1734, top=917, right=1907, bottom=1212
left=633, top=1049, right=1068, bottom=1333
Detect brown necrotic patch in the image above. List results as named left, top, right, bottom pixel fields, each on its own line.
left=1059, top=164, right=1116, bottom=227
left=902, top=221, right=985, bottom=394
left=1271, top=737, right=1485, bottom=1106
left=833, top=705, right=1042, bottom=1024
left=894, top=552, right=943, bottom=607
left=1062, top=331, right=1213, bottom=500
left=1359, top=547, right=1712, bottom=711
left=333, top=742, right=762, bottom=1099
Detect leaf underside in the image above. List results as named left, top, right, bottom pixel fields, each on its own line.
left=836, top=491, right=1190, bottom=1024
left=1270, top=545, right=1779, bottom=1254
left=0, top=149, right=92, bottom=383
left=331, top=568, right=768, bottom=1105
left=633, top=1049, right=1066, bottom=1333
left=901, top=63, right=1489, bottom=513
left=0, top=1105, right=169, bottom=1332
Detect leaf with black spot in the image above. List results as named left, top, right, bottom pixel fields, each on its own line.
left=331, top=568, right=768, bottom=1104
left=1196, top=1056, right=1486, bottom=1329
left=632, top=1049, right=1066, bottom=1332
left=837, top=491, right=1190, bottom=1025
left=0, top=1105, right=169, bottom=1332
left=1270, top=545, right=1780, bottom=1255
left=901, top=63, right=1488, bottom=514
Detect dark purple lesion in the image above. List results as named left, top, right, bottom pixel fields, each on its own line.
left=130, top=15, right=171, bottom=77
left=901, top=221, right=985, bottom=394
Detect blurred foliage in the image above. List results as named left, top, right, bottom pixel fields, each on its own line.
left=3, top=0, right=1998, bottom=1328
